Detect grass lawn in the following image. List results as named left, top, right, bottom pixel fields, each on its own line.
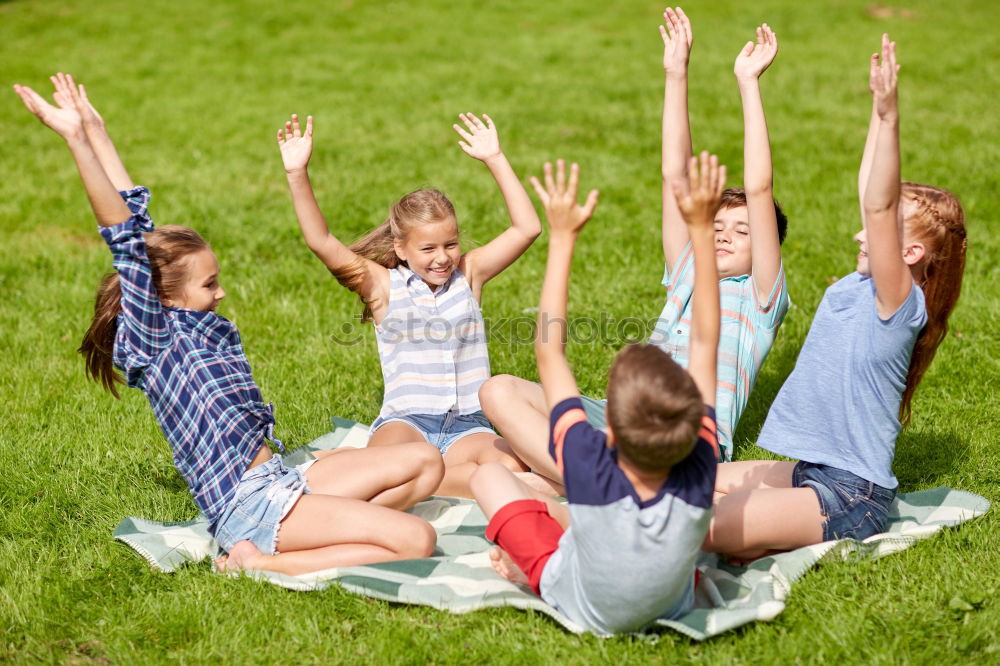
left=1, top=0, right=998, bottom=662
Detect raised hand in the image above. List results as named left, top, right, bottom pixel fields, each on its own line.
left=49, top=72, right=105, bottom=131
left=872, top=34, right=899, bottom=119
left=453, top=113, right=501, bottom=162
left=660, top=7, right=693, bottom=73
left=529, top=160, right=599, bottom=235
left=13, top=80, right=83, bottom=140
left=734, top=24, right=778, bottom=81
left=673, top=151, right=726, bottom=227
left=277, top=114, right=314, bottom=174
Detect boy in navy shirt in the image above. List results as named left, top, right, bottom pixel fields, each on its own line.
left=470, top=154, right=724, bottom=634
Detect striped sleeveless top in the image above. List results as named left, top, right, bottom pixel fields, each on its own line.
left=375, top=265, right=491, bottom=418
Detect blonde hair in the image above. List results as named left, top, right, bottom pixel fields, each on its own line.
left=79, top=226, right=209, bottom=397
left=897, top=182, right=967, bottom=426
left=335, top=189, right=457, bottom=321
left=606, top=344, right=704, bottom=472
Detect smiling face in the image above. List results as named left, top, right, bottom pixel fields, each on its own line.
left=165, top=248, right=226, bottom=312
left=713, top=205, right=752, bottom=278
left=393, top=217, right=462, bottom=289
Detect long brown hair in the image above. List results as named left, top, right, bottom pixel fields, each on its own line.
left=898, top=182, right=967, bottom=425
left=79, top=225, right=209, bottom=397
left=334, top=189, right=456, bottom=321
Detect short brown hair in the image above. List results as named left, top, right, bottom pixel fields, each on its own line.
left=605, top=344, right=704, bottom=472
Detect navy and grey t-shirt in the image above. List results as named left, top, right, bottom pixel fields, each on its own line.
left=539, top=397, right=718, bottom=635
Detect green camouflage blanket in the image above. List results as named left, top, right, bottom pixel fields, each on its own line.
left=114, top=417, right=990, bottom=640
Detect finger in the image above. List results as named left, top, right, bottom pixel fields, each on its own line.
left=305, top=115, right=314, bottom=136
left=671, top=177, right=690, bottom=204
left=452, top=123, right=474, bottom=143
left=686, top=155, right=699, bottom=193
left=543, top=161, right=555, bottom=194
left=276, top=128, right=284, bottom=144
left=581, top=189, right=599, bottom=219
left=458, top=141, right=473, bottom=155
left=13, top=85, right=38, bottom=114
left=482, top=113, right=494, bottom=130
left=741, top=41, right=754, bottom=57
left=567, top=162, right=580, bottom=200
left=285, top=121, right=293, bottom=140
left=676, top=7, right=692, bottom=45
left=756, top=26, right=764, bottom=45
left=708, top=153, right=719, bottom=194
left=659, top=24, right=668, bottom=44
left=555, top=159, right=566, bottom=192
left=468, top=113, right=485, bottom=129
left=292, top=113, right=301, bottom=137
left=78, top=82, right=90, bottom=103
left=459, top=113, right=477, bottom=133
left=529, top=176, right=550, bottom=207
left=65, top=73, right=79, bottom=100
left=716, top=165, right=727, bottom=198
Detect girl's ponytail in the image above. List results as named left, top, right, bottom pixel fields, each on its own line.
left=79, top=272, right=125, bottom=398
left=343, top=189, right=456, bottom=321
left=899, top=182, right=968, bottom=426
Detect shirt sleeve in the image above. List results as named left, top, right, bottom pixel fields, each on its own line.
left=98, top=186, right=171, bottom=365
left=751, top=261, right=791, bottom=329
left=650, top=242, right=695, bottom=345
left=549, top=397, right=633, bottom=506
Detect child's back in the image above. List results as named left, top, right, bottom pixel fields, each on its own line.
left=536, top=396, right=716, bottom=633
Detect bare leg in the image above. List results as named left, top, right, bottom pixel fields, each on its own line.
left=368, top=421, right=427, bottom=447
left=704, top=461, right=825, bottom=558
left=437, top=432, right=529, bottom=498
left=479, top=375, right=559, bottom=481
left=216, top=493, right=437, bottom=576
left=304, top=442, right=443, bottom=510
left=469, top=462, right=540, bottom=584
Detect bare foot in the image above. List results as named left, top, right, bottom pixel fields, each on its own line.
left=215, top=540, right=265, bottom=572
left=515, top=472, right=564, bottom=498
left=489, top=546, right=530, bottom=586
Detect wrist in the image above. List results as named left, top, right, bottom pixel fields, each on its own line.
left=735, top=75, right=761, bottom=88
left=63, top=129, right=90, bottom=146
left=665, top=69, right=688, bottom=80
left=482, top=152, right=506, bottom=168
left=285, top=166, right=310, bottom=179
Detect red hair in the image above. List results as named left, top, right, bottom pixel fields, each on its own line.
left=898, top=182, right=967, bottom=425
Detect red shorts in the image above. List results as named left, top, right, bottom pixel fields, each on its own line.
left=485, top=499, right=565, bottom=594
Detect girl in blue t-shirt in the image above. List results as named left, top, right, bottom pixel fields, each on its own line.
left=704, top=36, right=967, bottom=561
left=15, top=73, right=444, bottom=576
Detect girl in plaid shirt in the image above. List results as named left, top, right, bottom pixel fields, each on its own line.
left=14, top=74, right=442, bottom=576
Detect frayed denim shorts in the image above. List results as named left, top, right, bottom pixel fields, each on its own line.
left=792, top=462, right=896, bottom=542
left=213, top=454, right=312, bottom=555
left=370, top=409, right=496, bottom=456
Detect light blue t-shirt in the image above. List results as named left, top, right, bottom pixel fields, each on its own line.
left=649, top=242, right=790, bottom=460
left=758, top=273, right=927, bottom=489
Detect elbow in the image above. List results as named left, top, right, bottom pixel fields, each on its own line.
left=743, top=183, right=773, bottom=198
left=863, top=200, right=896, bottom=216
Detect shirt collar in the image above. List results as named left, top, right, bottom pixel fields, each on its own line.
left=398, top=263, right=457, bottom=295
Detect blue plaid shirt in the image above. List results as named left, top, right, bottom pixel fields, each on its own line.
left=101, top=186, right=283, bottom=530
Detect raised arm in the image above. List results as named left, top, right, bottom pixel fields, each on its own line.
left=733, top=24, right=782, bottom=299
left=529, top=161, right=599, bottom=410
left=863, top=36, right=911, bottom=317
left=13, top=81, right=131, bottom=227
left=673, top=152, right=724, bottom=406
left=279, top=114, right=387, bottom=305
left=51, top=73, right=134, bottom=190
left=858, top=40, right=885, bottom=222
left=660, top=7, right=695, bottom=269
left=453, top=113, right=541, bottom=295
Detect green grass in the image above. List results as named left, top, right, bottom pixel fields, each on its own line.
left=1, top=0, right=998, bottom=662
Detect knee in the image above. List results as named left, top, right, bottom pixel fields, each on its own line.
left=478, top=374, right=518, bottom=419
left=469, top=461, right=508, bottom=497
left=400, top=517, right=437, bottom=559
left=411, top=443, right=445, bottom=493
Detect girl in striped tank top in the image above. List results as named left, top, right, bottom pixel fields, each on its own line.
left=280, top=112, right=541, bottom=497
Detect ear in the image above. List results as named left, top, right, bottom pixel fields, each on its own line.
left=392, top=238, right=407, bottom=262
left=902, top=240, right=926, bottom=267
left=604, top=407, right=615, bottom=448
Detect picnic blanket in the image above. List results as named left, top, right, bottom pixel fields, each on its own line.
left=114, top=417, right=990, bottom=640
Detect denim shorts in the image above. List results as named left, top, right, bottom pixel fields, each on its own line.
left=213, top=454, right=311, bottom=555
left=370, top=409, right=496, bottom=456
left=792, top=462, right=896, bottom=542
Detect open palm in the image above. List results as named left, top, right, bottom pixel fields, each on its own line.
left=277, top=114, right=313, bottom=172
left=13, top=84, right=83, bottom=139
left=734, top=24, right=778, bottom=81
